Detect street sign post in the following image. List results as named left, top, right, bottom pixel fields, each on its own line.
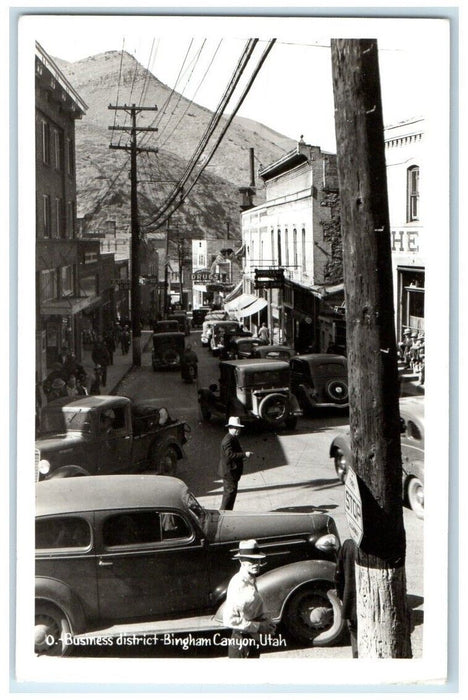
left=344, top=466, right=363, bottom=546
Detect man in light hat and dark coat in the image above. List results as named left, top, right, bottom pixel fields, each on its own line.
left=218, top=416, right=253, bottom=510
left=223, top=539, right=276, bottom=658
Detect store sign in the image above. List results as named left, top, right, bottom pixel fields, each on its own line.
left=391, top=230, right=419, bottom=254
left=254, top=268, right=285, bottom=289
left=192, top=269, right=221, bottom=283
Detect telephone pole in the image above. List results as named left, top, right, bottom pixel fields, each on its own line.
left=108, top=103, right=158, bottom=366
left=331, top=39, right=412, bottom=657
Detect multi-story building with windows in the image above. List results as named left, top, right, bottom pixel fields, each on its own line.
left=240, top=140, right=343, bottom=351
left=385, top=117, right=424, bottom=340
left=36, top=42, right=89, bottom=377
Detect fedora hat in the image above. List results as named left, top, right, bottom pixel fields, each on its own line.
left=233, top=539, right=266, bottom=560
left=226, top=416, right=244, bottom=429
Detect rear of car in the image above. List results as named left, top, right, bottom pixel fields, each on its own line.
left=152, top=332, right=185, bottom=370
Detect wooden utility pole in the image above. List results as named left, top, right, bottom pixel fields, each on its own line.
left=108, top=104, right=158, bottom=366
left=331, top=39, right=412, bottom=657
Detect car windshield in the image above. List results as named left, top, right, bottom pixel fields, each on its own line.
left=242, top=368, right=290, bottom=387
left=183, top=490, right=208, bottom=532
left=41, top=408, right=91, bottom=434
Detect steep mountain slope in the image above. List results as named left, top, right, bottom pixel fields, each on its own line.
left=55, top=51, right=296, bottom=240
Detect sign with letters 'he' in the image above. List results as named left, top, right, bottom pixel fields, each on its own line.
left=344, top=466, right=363, bottom=546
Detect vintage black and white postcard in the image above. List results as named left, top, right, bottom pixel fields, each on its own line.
left=11, top=3, right=455, bottom=693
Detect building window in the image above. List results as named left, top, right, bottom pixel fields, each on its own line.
left=293, top=228, right=298, bottom=267
left=67, top=138, right=75, bottom=175
left=302, top=228, right=307, bottom=272
left=61, top=265, right=74, bottom=297
left=42, top=195, right=51, bottom=238
left=270, top=229, right=275, bottom=265
left=198, top=254, right=205, bottom=267
left=55, top=198, right=63, bottom=238
left=41, top=269, right=58, bottom=301
left=53, top=129, right=62, bottom=170
left=41, top=120, right=50, bottom=165
left=284, top=228, right=289, bottom=266
left=407, top=166, right=419, bottom=222
left=277, top=228, right=282, bottom=266
left=67, top=201, right=75, bottom=238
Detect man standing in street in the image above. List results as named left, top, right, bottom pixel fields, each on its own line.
left=258, top=322, right=270, bottom=344
left=218, top=417, right=253, bottom=510
left=223, top=539, right=276, bottom=658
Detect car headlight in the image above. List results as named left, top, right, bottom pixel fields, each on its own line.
left=38, top=459, right=51, bottom=476
left=311, top=534, right=340, bottom=552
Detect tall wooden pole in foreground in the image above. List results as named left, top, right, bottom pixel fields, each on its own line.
left=331, top=39, right=412, bottom=657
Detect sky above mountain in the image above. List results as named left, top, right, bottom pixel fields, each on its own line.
left=26, top=14, right=448, bottom=153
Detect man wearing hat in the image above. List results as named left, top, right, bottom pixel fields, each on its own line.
left=223, top=539, right=276, bottom=658
left=218, top=416, right=253, bottom=510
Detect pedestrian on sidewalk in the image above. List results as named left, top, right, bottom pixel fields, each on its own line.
left=223, top=539, right=276, bottom=658
left=257, top=322, right=270, bottom=344
left=104, top=328, right=116, bottom=366
left=335, top=538, right=358, bottom=658
left=218, top=417, right=253, bottom=510
left=89, top=365, right=103, bottom=395
left=121, top=326, right=131, bottom=355
left=92, top=336, right=110, bottom=386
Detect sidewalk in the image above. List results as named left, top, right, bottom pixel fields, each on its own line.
left=81, top=331, right=152, bottom=394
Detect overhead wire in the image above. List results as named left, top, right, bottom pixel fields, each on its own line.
left=145, top=39, right=277, bottom=231
left=158, top=38, right=223, bottom=150
left=141, top=38, right=258, bottom=229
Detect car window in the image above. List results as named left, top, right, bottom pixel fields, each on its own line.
left=315, top=362, right=347, bottom=376
left=161, top=512, right=192, bottom=540
left=243, top=369, right=290, bottom=387
left=405, top=420, right=422, bottom=441
left=41, top=408, right=90, bottom=434
left=36, top=516, right=91, bottom=551
left=103, top=511, right=162, bottom=547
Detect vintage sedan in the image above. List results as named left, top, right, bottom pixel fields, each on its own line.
left=329, top=396, right=424, bottom=518
left=290, top=354, right=349, bottom=411
left=225, top=335, right=266, bottom=359
left=152, top=332, right=185, bottom=370
left=35, top=475, right=344, bottom=655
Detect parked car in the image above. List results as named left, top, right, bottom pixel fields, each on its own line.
left=226, top=336, right=268, bottom=359
left=329, top=396, right=424, bottom=518
left=253, top=345, right=297, bottom=361
left=152, top=332, right=185, bottom=370
left=168, top=312, right=191, bottom=336
left=201, top=320, right=215, bottom=347
left=191, top=307, right=210, bottom=328
left=290, top=354, right=349, bottom=411
left=198, top=359, right=302, bottom=429
left=210, top=321, right=250, bottom=356
left=35, top=474, right=344, bottom=655
left=36, top=396, right=191, bottom=480
left=153, top=320, right=180, bottom=334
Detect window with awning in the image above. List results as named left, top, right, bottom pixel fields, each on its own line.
left=237, top=297, right=268, bottom=318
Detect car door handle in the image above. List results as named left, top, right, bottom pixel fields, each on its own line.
left=98, top=559, right=114, bottom=567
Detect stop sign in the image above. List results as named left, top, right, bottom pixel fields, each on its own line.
left=344, top=466, right=363, bottom=546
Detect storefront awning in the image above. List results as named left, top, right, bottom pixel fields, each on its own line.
left=309, top=283, right=344, bottom=299
left=223, top=280, right=243, bottom=305
left=237, top=297, right=268, bottom=318
left=40, top=295, right=102, bottom=316
left=224, top=292, right=258, bottom=312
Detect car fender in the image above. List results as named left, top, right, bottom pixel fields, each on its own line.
left=35, top=576, right=87, bottom=635
left=149, top=434, right=185, bottom=460
left=215, top=559, right=337, bottom=623
left=329, top=432, right=352, bottom=460
left=403, top=459, right=424, bottom=486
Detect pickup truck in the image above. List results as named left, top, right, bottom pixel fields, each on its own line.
left=35, top=395, right=191, bottom=480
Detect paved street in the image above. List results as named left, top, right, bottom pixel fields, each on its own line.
left=96, top=330, right=424, bottom=660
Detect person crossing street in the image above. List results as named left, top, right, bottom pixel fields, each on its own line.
left=218, top=417, right=253, bottom=510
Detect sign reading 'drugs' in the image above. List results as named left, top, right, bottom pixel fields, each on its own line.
left=344, top=466, right=363, bottom=546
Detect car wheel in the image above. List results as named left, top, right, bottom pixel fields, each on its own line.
left=407, top=477, right=424, bottom=519
left=325, top=379, right=349, bottom=404
left=283, top=585, right=344, bottom=647
left=333, top=448, right=348, bottom=483
left=155, top=446, right=178, bottom=475
left=35, top=601, right=71, bottom=657
left=258, top=393, right=288, bottom=425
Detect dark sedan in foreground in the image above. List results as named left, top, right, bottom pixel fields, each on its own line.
left=35, top=475, right=344, bottom=655
left=329, top=396, right=424, bottom=518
